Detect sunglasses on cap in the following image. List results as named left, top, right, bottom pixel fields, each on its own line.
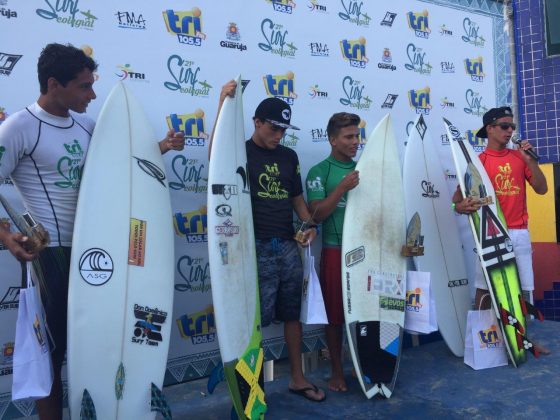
left=490, top=122, right=516, bottom=131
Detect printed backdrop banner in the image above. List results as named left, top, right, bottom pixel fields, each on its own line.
left=0, top=0, right=510, bottom=415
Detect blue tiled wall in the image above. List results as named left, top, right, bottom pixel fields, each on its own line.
left=535, top=281, right=560, bottom=320
left=514, top=0, right=560, bottom=163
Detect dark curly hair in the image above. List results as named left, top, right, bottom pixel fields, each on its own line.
left=37, top=43, right=98, bottom=94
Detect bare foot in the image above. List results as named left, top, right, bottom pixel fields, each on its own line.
left=328, top=376, right=347, bottom=392
left=534, top=342, right=551, bottom=355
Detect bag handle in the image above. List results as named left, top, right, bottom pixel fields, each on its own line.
left=477, top=293, right=491, bottom=321
left=25, top=261, right=34, bottom=289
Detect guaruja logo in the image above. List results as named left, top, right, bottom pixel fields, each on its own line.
left=381, top=94, right=398, bottom=109
left=309, top=42, right=329, bottom=57
left=169, top=156, right=207, bottom=193
left=281, top=132, right=300, bottom=147
left=340, top=76, right=372, bottom=110
left=462, top=17, right=485, bottom=47
left=115, top=10, right=146, bottom=29
left=0, top=52, right=22, bottom=76
left=308, top=0, right=327, bottom=13
left=163, top=8, right=206, bottom=46
left=270, top=0, right=296, bottom=14
left=309, top=84, right=328, bottom=99
left=378, top=48, right=396, bottom=71
left=115, top=64, right=147, bottom=82
left=166, top=110, right=208, bottom=147
left=380, top=11, right=396, bottom=27
left=310, top=128, right=328, bottom=142
left=36, top=0, right=97, bottom=29
left=0, top=6, right=17, bottom=19
left=258, top=18, right=297, bottom=58
left=133, top=157, right=166, bottom=187
left=220, top=22, right=247, bottom=51
left=338, top=0, right=371, bottom=27
left=79, top=248, right=114, bottom=286
left=175, top=255, right=211, bottom=293
left=164, top=55, right=212, bottom=97
left=131, top=304, right=168, bottom=346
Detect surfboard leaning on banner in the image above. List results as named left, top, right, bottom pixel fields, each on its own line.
left=443, top=117, right=543, bottom=367
left=342, top=114, right=406, bottom=398
left=207, top=76, right=266, bottom=419
left=67, top=82, right=174, bottom=419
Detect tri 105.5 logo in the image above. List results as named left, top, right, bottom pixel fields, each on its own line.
left=407, top=10, right=430, bottom=38
left=174, top=207, right=208, bottom=244
left=162, top=8, right=206, bottom=46
left=340, top=37, right=368, bottom=68
left=268, top=0, right=296, bottom=14
left=176, top=305, right=216, bottom=345
left=478, top=324, right=501, bottom=348
left=408, top=87, right=432, bottom=115
left=465, top=129, right=485, bottom=152
left=263, top=72, right=297, bottom=105
left=166, top=110, right=208, bottom=147
left=464, top=57, right=484, bottom=82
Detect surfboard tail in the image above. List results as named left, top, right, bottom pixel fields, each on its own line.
left=150, top=382, right=172, bottom=420
left=80, top=389, right=97, bottom=420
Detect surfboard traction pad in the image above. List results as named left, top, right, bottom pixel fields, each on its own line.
left=79, top=382, right=172, bottom=420
left=349, top=320, right=403, bottom=398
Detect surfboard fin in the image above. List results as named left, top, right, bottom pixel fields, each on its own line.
left=519, top=295, right=545, bottom=321
left=207, top=362, right=225, bottom=394
left=515, top=331, right=540, bottom=358
left=499, top=305, right=525, bottom=335
left=80, top=389, right=97, bottom=420
left=150, top=382, right=172, bottom=420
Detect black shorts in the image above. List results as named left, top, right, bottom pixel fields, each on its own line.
left=31, top=246, right=71, bottom=361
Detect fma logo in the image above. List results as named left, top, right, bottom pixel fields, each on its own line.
left=408, top=87, right=431, bottom=115
left=478, top=324, right=501, bottom=348
left=406, top=288, right=422, bottom=312
left=310, top=128, right=328, bottom=142
left=465, top=129, right=485, bottom=152
left=309, top=84, right=328, bottom=99
left=176, top=305, right=216, bottom=345
left=309, top=42, right=329, bottom=57
left=0, top=53, right=22, bottom=76
left=407, top=10, right=430, bottom=38
left=220, top=22, right=247, bottom=51
left=259, top=19, right=297, bottom=58
left=281, top=132, right=299, bottom=148
left=131, top=304, right=168, bottom=346
left=166, top=111, right=208, bottom=147
left=162, top=8, right=206, bottom=46
left=405, top=43, right=432, bottom=75
left=115, top=64, right=146, bottom=82
left=115, top=10, right=146, bottom=29
left=174, top=207, right=208, bottom=243
left=269, top=0, right=295, bottom=14
left=340, top=37, right=368, bottom=68
left=440, top=61, right=455, bottom=73
left=263, top=72, right=297, bottom=105
left=462, top=17, right=485, bottom=47
left=339, top=0, right=371, bottom=27
left=382, top=94, right=398, bottom=109
left=36, top=1, right=97, bottom=29
left=340, top=76, right=372, bottom=110
left=164, top=55, right=212, bottom=97
left=380, top=11, right=396, bottom=27
left=464, top=89, right=487, bottom=116
left=464, top=57, right=484, bottom=82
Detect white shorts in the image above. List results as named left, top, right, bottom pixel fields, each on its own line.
left=474, top=229, right=534, bottom=291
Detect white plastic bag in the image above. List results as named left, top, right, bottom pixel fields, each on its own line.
left=300, top=246, right=328, bottom=325
left=464, top=295, right=508, bottom=370
left=12, top=262, right=53, bottom=400
left=404, top=271, right=438, bottom=334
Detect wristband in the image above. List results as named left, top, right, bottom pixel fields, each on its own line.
left=451, top=202, right=459, bottom=214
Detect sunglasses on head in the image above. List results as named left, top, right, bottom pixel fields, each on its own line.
left=491, top=122, right=516, bottom=131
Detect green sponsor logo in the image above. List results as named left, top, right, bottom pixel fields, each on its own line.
left=379, top=296, right=405, bottom=312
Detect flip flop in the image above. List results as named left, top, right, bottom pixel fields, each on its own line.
left=288, top=383, right=326, bottom=402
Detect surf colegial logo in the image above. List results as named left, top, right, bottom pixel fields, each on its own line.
left=131, top=304, right=168, bottom=346
left=133, top=156, right=166, bottom=187
left=79, top=248, right=114, bottom=286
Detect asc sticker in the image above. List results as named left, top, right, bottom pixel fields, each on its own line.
left=79, top=248, right=114, bottom=286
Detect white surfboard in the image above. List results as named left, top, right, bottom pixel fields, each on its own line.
left=67, top=83, right=174, bottom=419
left=403, top=114, right=470, bottom=357
left=342, top=114, right=406, bottom=398
left=207, top=76, right=266, bottom=419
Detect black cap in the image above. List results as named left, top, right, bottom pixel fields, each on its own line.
left=476, top=106, right=514, bottom=138
left=254, top=97, right=300, bottom=130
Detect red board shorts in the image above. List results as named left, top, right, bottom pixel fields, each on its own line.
left=319, top=246, right=344, bottom=326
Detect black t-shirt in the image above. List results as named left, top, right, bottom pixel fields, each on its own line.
left=246, top=139, right=303, bottom=239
